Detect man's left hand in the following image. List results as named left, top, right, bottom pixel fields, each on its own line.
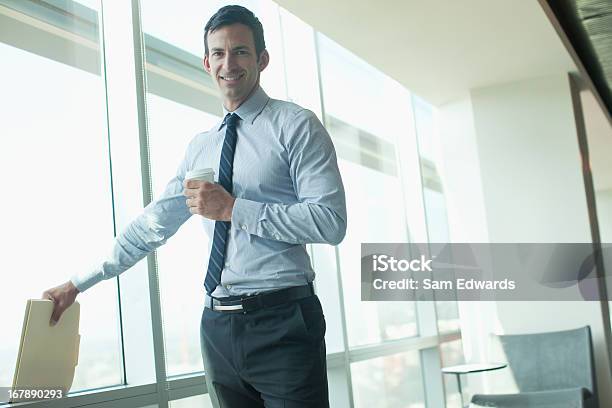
left=183, top=180, right=235, bottom=221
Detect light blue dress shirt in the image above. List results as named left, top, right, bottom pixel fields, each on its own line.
left=71, top=86, right=347, bottom=298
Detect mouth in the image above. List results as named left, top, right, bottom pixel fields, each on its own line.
left=219, top=73, right=245, bottom=83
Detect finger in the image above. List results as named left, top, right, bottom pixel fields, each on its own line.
left=207, top=182, right=224, bottom=192
left=202, top=181, right=214, bottom=188
left=50, top=305, right=63, bottom=326
left=42, top=289, right=56, bottom=302
left=185, top=179, right=204, bottom=189
left=183, top=188, right=201, bottom=198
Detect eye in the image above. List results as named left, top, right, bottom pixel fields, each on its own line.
left=236, top=50, right=247, bottom=55
left=212, top=51, right=223, bottom=57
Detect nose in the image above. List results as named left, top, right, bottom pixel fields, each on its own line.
left=222, top=53, right=239, bottom=71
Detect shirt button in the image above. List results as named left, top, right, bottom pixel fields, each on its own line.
left=226, top=284, right=232, bottom=289
left=225, top=263, right=230, bottom=268
left=241, top=225, right=247, bottom=230
left=275, top=234, right=280, bottom=240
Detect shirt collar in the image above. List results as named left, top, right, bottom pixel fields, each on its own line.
left=217, top=85, right=270, bottom=130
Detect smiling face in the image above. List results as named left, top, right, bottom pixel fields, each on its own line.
left=204, top=23, right=269, bottom=112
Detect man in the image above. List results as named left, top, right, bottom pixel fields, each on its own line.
left=42, top=5, right=346, bottom=408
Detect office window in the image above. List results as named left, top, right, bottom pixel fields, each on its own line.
left=276, top=7, right=352, bottom=355
left=317, top=33, right=418, bottom=348
left=413, top=96, right=449, bottom=243
left=413, top=95, right=461, bottom=334
left=278, top=7, right=322, bottom=116
left=0, top=0, right=122, bottom=390
left=147, top=95, right=218, bottom=376
left=141, top=2, right=219, bottom=378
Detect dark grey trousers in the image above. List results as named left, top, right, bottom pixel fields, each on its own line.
left=200, top=294, right=329, bottom=408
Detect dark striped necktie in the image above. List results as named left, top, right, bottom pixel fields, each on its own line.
left=204, top=113, right=240, bottom=294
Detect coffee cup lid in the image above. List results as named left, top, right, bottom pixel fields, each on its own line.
left=185, top=168, right=215, bottom=180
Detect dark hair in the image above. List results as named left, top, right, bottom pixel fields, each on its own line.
left=204, top=5, right=266, bottom=59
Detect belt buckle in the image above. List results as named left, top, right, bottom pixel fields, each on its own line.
left=212, top=297, right=243, bottom=312
left=241, top=294, right=263, bottom=313
left=213, top=303, right=243, bottom=312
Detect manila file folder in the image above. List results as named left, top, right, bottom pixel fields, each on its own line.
left=10, top=299, right=80, bottom=402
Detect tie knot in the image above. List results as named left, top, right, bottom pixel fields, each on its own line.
left=225, top=113, right=239, bottom=128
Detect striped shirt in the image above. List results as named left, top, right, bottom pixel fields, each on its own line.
left=71, top=86, right=347, bottom=298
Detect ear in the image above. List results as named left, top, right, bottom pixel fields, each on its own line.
left=258, top=50, right=270, bottom=72
left=203, top=55, right=211, bottom=75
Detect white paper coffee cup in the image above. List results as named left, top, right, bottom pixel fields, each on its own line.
left=185, top=168, right=215, bottom=182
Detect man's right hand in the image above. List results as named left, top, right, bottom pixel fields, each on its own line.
left=41, top=281, right=80, bottom=326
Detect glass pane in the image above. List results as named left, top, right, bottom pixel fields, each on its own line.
left=351, top=351, right=425, bottom=408
left=413, top=96, right=437, bottom=162
left=422, top=188, right=450, bottom=242
left=278, top=7, right=322, bottom=116
left=311, top=244, right=345, bottom=354
left=440, top=340, right=466, bottom=407
left=140, top=1, right=223, bottom=377
left=0, top=1, right=122, bottom=390
left=436, top=301, right=460, bottom=334
left=146, top=94, right=219, bottom=376
left=337, top=161, right=418, bottom=346
left=414, top=96, right=450, bottom=244
left=317, top=33, right=418, bottom=347
left=413, top=96, right=461, bottom=335
left=327, top=365, right=352, bottom=408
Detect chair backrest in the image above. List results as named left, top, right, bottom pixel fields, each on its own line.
left=498, top=326, right=596, bottom=395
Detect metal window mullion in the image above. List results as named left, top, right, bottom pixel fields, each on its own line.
left=348, top=335, right=439, bottom=363
left=408, top=94, right=448, bottom=407
left=129, top=1, right=168, bottom=407
left=333, top=245, right=355, bottom=408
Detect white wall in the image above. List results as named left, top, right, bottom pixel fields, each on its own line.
left=438, top=74, right=612, bottom=405
left=437, top=97, right=489, bottom=245
left=471, top=74, right=590, bottom=242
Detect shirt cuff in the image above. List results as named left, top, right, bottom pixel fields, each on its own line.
left=70, top=267, right=104, bottom=293
left=231, top=198, right=264, bottom=234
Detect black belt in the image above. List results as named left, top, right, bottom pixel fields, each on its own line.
left=206, top=283, right=315, bottom=313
